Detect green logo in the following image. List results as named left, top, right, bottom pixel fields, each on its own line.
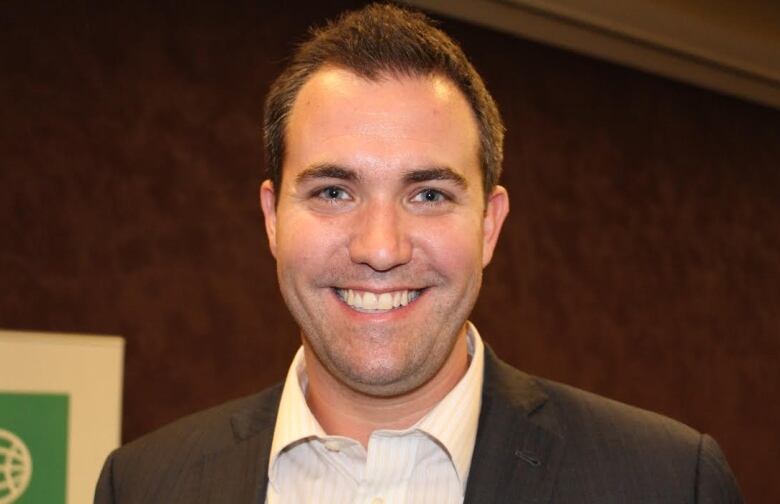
left=0, top=428, right=32, bottom=503
left=0, top=393, right=68, bottom=504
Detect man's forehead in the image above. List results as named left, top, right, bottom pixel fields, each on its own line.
left=278, top=66, right=483, bottom=196
left=289, top=67, right=471, bottom=128
left=300, top=66, right=461, bottom=99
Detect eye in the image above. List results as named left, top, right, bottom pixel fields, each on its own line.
left=412, top=188, right=448, bottom=203
left=316, top=186, right=350, bottom=201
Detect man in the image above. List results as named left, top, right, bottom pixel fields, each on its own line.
left=96, top=4, right=742, bottom=503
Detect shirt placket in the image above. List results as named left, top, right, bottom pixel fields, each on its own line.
left=354, top=431, right=420, bottom=504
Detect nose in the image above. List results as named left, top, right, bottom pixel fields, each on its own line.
left=348, top=200, right=412, bottom=271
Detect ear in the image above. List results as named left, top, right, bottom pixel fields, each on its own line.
left=482, top=185, right=509, bottom=267
left=259, top=179, right=278, bottom=258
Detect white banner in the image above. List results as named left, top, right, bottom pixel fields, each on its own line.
left=0, top=330, right=124, bottom=504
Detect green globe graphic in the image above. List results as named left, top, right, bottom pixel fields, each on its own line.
left=0, top=428, right=32, bottom=504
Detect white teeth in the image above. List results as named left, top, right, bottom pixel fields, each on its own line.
left=378, top=293, right=393, bottom=310
left=336, top=288, right=421, bottom=312
left=363, top=292, right=377, bottom=309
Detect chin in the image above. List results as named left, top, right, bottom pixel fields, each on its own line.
left=337, top=371, right=426, bottom=398
left=327, top=345, right=436, bottom=396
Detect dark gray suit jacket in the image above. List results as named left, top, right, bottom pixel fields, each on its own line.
left=95, top=349, right=742, bottom=503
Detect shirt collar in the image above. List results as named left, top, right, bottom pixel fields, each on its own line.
left=268, top=322, right=485, bottom=491
left=267, top=345, right=324, bottom=483
left=415, top=322, right=484, bottom=486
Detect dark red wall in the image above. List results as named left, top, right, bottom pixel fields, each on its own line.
left=1, top=1, right=777, bottom=501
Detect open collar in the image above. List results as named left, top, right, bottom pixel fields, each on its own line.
left=212, top=345, right=567, bottom=504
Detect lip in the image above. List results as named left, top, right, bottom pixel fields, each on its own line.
left=334, top=285, right=426, bottom=294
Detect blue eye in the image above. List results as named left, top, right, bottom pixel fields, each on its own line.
left=317, top=186, right=350, bottom=200
left=413, top=189, right=447, bottom=203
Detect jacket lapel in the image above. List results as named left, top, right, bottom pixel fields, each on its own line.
left=199, top=385, right=281, bottom=503
left=464, top=349, right=566, bottom=504
left=199, top=431, right=273, bottom=503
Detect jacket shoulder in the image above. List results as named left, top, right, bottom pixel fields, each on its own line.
left=540, top=377, right=701, bottom=447
left=537, top=377, right=740, bottom=501
left=482, top=352, right=741, bottom=502
left=118, top=383, right=281, bottom=462
left=95, top=383, right=282, bottom=503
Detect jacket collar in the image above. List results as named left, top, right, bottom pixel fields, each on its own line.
left=463, top=347, right=566, bottom=504
left=198, top=384, right=282, bottom=503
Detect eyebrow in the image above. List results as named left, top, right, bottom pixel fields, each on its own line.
left=294, top=163, right=468, bottom=189
left=403, top=167, right=468, bottom=189
left=295, top=164, right=359, bottom=185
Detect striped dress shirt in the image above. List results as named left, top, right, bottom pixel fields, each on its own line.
left=266, top=322, right=485, bottom=504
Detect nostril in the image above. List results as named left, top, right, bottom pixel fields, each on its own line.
left=348, top=226, right=412, bottom=271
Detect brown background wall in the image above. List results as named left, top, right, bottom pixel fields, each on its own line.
left=1, top=1, right=778, bottom=501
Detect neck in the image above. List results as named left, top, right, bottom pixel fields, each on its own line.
left=304, top=327, right=469, bottom=448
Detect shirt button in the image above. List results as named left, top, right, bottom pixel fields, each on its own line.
left=323, top=440, right=341, bottom=452
left=371, top=498, right=384, bottom=504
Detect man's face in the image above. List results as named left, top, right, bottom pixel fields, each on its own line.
left=261, top=67, right=508, bottom=397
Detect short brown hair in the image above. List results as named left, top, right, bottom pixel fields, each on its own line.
left=263, top=3, right=504, bottom=198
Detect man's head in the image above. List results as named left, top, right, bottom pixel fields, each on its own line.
left=263, top=3, right=505, bottom=200
left=260, top=4, right=509, bottom=399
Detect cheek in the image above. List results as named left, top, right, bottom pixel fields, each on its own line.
left=276, top=212, right=346, bottom=274
left=414, top=217, right=484, bottom=277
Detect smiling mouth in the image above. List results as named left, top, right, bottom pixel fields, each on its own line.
left=335, top=288, right=423, bottom=313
